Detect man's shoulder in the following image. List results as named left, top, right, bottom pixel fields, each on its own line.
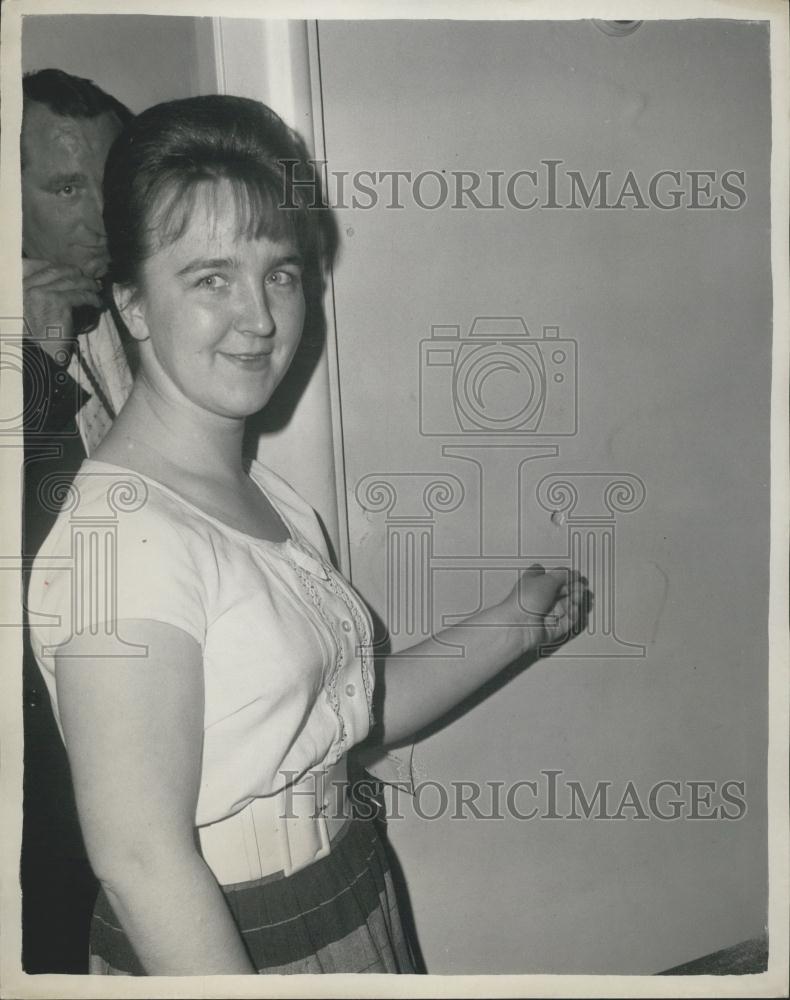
left=80, top=309, right=133, bottom=374
left=75, top=307, right=135, bottom=414
left=22, top=338, right=87, bottom=437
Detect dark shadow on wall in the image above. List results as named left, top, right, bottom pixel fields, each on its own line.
left=243, top=258, right=336, bottom=567
left=244, top=147, right=341, bottom=444
left=243, top=194, right=341, bottom=569
left=349, top=607, right=428, bottom=975
left=243, top=257, right=328, bottom=441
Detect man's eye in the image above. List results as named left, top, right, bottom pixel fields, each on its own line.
left=56, top=185, right=76, bottom=197
left=197, top=274, right=229, bottom=289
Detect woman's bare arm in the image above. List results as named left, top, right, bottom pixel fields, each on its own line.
left=372, top=565, right=590, bottom=747
left=55, top=620, right=255, bottom=975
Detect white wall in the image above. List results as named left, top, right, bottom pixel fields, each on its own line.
left=22, top=14, right=216, bottom=111
left=319, top=18, right=771, bottom=974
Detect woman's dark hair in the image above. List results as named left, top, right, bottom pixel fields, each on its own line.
left=103, top=95, right=325, bottom=289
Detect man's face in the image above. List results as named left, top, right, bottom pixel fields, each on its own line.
left=21, top=102, right=123, bottom=278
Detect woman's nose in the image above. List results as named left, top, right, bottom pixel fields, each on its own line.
left=234, top=284, right=276, bottom=336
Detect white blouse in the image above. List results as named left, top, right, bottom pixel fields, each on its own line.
left=28, top=459, right=376, bottom=827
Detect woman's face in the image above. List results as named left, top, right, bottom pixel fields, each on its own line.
left=124, top=180, right=305, bottom=421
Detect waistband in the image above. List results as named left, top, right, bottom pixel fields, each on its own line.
left=197, top=756, right=349, bottom=886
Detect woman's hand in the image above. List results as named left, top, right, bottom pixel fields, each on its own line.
left=372, top=565, right=593, bottom=747
left=501, top=564, right=592, bottom=657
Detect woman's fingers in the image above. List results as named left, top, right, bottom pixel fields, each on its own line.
left=565, top=581, right=589, bottom=603
left=544, top=572, right=593, bottom=640
left=515, top=564, right=593, bottom=647
left=567, top=587, right=593, bottom=635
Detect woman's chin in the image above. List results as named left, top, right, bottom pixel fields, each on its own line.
left=210, top=390, right=277, bottom=421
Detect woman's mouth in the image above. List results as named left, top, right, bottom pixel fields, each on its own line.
left=220, top=351, right=273, bottom=370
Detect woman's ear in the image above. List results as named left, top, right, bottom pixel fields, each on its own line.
left=112, top=285, right=150, bottom=342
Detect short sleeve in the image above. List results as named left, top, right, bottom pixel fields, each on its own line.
left=28, top=475, right=208, bottom=662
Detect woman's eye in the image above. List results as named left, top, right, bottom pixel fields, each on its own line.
left=197, top=274, right=228, bottom=290
left=267, top=270, right=299, bottom=287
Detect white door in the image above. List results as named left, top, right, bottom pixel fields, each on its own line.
left=316, top=18, right=771, bottom=975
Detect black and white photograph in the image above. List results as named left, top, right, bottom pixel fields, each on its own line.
left=0, top=0, right=787, bottom=996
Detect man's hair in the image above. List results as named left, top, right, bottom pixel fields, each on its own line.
left=22, top=68, right=133, bottom=130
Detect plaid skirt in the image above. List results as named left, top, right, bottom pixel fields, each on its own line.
left=88, top=813, right=416, bottom=975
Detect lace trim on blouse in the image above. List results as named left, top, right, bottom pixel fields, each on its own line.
left=287, top=544, right=376, bottom=741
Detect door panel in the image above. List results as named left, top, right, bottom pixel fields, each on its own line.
left=318, top=19, right=770, bottom=974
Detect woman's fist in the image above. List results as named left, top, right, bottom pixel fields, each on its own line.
left=503, top=563, right=592, bottom=655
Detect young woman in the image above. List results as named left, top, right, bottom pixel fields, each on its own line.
left=28, top=95, right=590, bottom=975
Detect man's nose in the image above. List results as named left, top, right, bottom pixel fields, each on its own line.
left=83, top=184, right=105, bottom=237
left=234, top=283, right=276, bottom=336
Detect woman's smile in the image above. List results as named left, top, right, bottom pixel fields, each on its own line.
left=118, top=178, right=305, bottom=423
left=219, top=349, right=275, bottom=370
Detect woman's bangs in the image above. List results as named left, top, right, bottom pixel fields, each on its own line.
left=228, top=174, right=301, bottom=247
left=141, top=170, right=303, bottom=256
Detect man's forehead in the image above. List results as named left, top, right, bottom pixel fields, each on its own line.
left=22, top=101, right=122, bottom=171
